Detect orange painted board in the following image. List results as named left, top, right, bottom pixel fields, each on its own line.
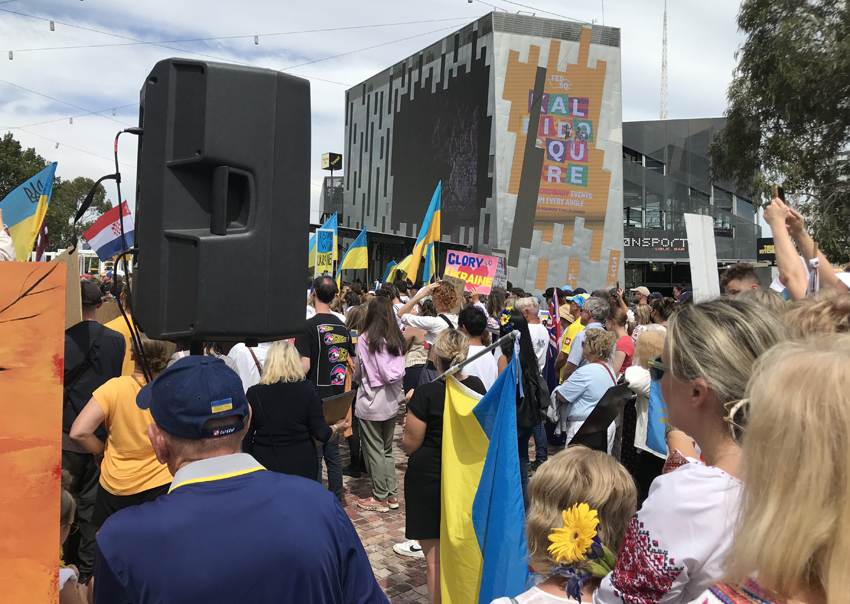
left=0, top=262, right=66, bottom=603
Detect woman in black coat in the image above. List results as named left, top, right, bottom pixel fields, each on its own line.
left=242, top=341, right=350, bottom=480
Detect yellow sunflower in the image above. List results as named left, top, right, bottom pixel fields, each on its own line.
left=547, top=503, right=599, bottom=564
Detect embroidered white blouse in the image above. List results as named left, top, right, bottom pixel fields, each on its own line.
left=593, top=461, right=742, bottom=604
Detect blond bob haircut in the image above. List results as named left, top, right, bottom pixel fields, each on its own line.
left=634, top=304, right=652, bottom=326
left=582, top=329, right=618, bottom=363
left=724, top=335, right=850, bottom=604
left=527, top=447, right=637, bottom=579
left=784, top=292, right=850, bottom=339
left=260, top=340, right=306, bottom=385
left=634, top=330, right=666, bottom=370
left=431, top=328, right=469, bottom=374
left=667, top=298, right=785, bottom=406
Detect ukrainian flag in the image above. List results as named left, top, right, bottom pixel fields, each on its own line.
left=407, top=182, right=441, bottom=283
left=386, top=254, right=413, bottom=283
left=0, top=162, right=57, bottom=261
left=441, top=358, right=528, bottom=603
left=308, top=212, right=338, bottom=268
left=382, top=260, right=397, bottom=284
left=336, top=227, right=368, bottom=287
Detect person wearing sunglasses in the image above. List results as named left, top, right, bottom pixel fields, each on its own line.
left=595, top=299, right=785, bottom=604
left=692, top=334, right=850, bottom=604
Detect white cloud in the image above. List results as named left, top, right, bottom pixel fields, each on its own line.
left=0, top=0, right=745, bottom=225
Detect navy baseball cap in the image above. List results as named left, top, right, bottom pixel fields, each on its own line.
left=573, top=287, right=588, bottom=295
left=136, top=356, right=249, bottom=439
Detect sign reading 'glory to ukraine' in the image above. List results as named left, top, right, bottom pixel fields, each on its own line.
left=444, top=251, right=499, bottom=295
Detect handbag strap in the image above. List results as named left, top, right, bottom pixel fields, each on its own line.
left=593, top=361, right=617, bottom=384
left=438, top=314, right=455, bottom=330
left=248, top=347, right=263, bottom=377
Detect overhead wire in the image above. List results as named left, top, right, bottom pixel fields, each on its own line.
left=0, top=79, right=134, bottom=126
left=480, top=0, right=588, bottom=23
left=15, top=127, right=136, bottom=168
left=0, top=103, right=138, bottom=130
left=3, top=17, right=474, bottom=54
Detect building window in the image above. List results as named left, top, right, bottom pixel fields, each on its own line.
left=644, top=156, right=665, bottom=175
left=623, top=207, right=642, bottom=228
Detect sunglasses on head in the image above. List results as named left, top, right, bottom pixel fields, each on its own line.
left=648, top=355, right=671, bottom=382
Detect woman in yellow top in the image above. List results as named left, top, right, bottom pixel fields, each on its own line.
left=70, top=334, right=171, bottom=529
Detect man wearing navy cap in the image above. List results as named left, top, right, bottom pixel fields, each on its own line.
left=92, top=356, right=387, bottom=604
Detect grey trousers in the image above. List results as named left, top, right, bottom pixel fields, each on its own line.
left=359, top=417, right=398, bottom=501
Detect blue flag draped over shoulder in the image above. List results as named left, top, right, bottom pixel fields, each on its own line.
left=441, top=357, right=528, bottom=603
left=645, top=380, right=668, bottom=456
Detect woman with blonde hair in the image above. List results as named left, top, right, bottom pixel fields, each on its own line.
left=401, top=329, right=487, bottom=604
left=621, top=330, right=667, bottom=502
left=242, top=340, right=349, bottom=480
left=70, top=334, right=173, bottom=528
left=631, top=304, right=652, bottom=343
left=492, top=447, right=638, bottom=604
left=784, top=291, right=850, bottom=338
left=694, top=335, right=850, bottom=604
left=596, top=299, right=785, bottom=604
left=551, top=329, right=619, bottom=453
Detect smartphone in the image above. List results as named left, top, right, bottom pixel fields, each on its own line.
left=775, top=185, right=785, bottom=202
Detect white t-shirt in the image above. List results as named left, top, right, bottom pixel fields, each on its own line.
left=492, top=585, right=573, bottom=604
left=227, top=342, right=272, bottom=393
left=526, top=323, right=549, bottom=372
left=400, top=313, right=457, bottom=345
left=463, top=345, right=498, bottom=391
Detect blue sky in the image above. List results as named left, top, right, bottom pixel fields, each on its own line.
left=0, top=0, right=748, bottom=225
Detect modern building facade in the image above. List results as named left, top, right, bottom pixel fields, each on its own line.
left=622, top=118, right=761, bottom=291
left=342, top=12, right=623, bottom=293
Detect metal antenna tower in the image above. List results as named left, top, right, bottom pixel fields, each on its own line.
left=660, top=0, right=668, bottom=119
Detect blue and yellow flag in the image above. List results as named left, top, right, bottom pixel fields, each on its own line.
left=382, top=260, right=397, bottom=284
left=441, top=358, right=528, bottom=603
left=0, top=162, right=57, bottom=261
left=408, top=182, right=441, bottom=283
left=308, top=212, right=338, bottom=267
left=336, top=227, right=368, bottom=287
left=386, top=254, right=413, bottom=283
left=645, top=380, right=668, bottom=457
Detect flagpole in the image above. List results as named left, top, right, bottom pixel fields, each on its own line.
left=437, top=331, right=520, bottom=381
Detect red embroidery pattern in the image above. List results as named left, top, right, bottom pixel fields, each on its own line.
left=610, top=517, right=685, bottom=604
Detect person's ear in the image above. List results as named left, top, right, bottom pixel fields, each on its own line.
left=148, top=423, right=170, bottom=466
left=690, top=378, right=711, bottom=412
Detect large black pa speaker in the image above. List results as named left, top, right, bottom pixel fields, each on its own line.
left=133, top=59, right=310, bottom=342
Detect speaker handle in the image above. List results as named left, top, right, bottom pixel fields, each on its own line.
left=211, top=166, right=255, bottom=235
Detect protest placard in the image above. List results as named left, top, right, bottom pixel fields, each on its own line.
left=444, top=250, right=499, bottom=295
left=316, top=228, right=334, bottom=275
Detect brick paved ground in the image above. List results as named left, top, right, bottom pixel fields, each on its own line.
left=319, top=409, right=430, bottom=603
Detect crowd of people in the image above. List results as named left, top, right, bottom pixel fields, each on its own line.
left=48, top=197, right=850, bottom=604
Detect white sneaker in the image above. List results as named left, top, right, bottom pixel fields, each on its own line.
left=393, top=540, right=424, bottom=558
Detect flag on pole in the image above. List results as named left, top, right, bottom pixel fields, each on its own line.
left=309, top=212, right=338, bottom=268
left=549, top=287, right=562, bottom=351
left=336, top=227, right=368, bottom=287
left=0, top=162, right=57, bottom=261
left=82, top=201, right=135, bottom=262
left=441, top=358, right=528, bottom=603
left=35, top=222, right=49, bottom=261
left=407, top=182, right=441, bottom=283
left=382, top=260, right=397, bottom=283
left=387, top=254, right=413, bottom=283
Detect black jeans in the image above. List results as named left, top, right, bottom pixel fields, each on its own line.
left=93, top=482, right=170, bottom=528
left=518, top=427, right=535, bottom=510
left=61, top=449, right=100, bottom=576
left=317, top=437, right=343, bottom=501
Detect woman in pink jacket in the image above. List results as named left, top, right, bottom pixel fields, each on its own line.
left=354, top=297, right=406, bottom=513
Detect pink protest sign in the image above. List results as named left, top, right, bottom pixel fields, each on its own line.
left=444, top=250, right=499, bottom=295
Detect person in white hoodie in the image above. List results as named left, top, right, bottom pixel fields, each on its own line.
left=622, top=330, right=667, bottom=502
left=354, top=297, right=406, bottom=513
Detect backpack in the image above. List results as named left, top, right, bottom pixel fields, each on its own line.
left=516, top=368, right=550, bottom=430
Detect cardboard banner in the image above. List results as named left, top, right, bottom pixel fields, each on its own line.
left=0, top=262, right=66, bottom=602
left=51, top=247, right=82, bottom=329
left=684, top=214, right=720, bottom=302
left=444, top=251, right=499, bottom=295
left=315, top=228, right=334, bottom=275
left=492, top=250, right=508, bottom=290
left=605, top=250, right=621, bottom=290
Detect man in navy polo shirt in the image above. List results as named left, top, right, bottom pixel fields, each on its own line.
left=93, top=356, right=387, bottom=604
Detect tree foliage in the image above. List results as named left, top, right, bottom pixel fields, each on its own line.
left=709, top=0, right=850, bottom=264
left=0, top=132, right=112, bottom=252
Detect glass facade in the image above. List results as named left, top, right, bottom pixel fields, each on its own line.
left=622, top=118, right=760, bottom=264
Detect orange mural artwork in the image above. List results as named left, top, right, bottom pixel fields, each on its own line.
left=0, top=263, right=66, bottom=603
left=504, top=28, right=611, bottom=261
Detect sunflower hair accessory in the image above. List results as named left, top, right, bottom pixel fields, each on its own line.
left=547, top=503, right=618, bottom=602
left=500, top=306, right=515, bottom=331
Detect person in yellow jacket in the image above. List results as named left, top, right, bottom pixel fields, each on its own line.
left=554, top=294, right=588, bottom=382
